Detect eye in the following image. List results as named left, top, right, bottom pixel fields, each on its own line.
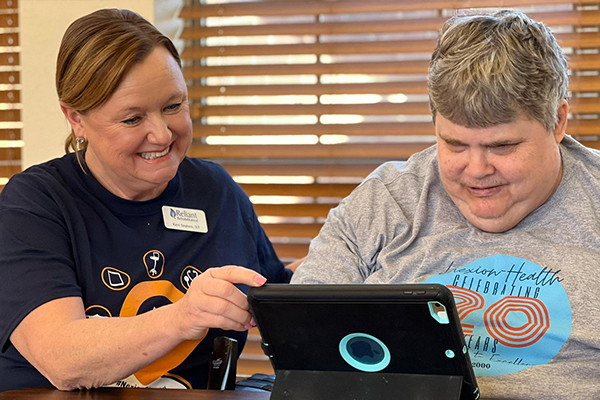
left=164, top=103, right=182, bottom=113
left=121, top=116, right=142, bottom=126
left=445, top=142, right=467, bottom=153
left=490, top=144, right=517, bottom=155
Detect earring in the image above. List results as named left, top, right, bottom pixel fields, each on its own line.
left=76, top=136, right=86, bottom=151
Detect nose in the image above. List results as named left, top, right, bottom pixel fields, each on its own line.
left=464, top=149, right=494, bottom=178
left=147, top=114, right=172, bottom=145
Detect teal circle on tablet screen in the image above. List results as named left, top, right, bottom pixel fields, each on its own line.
left=339, top=333, right=391, bottom=372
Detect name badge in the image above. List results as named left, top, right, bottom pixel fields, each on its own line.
left=162, top=206, right=208, bottom=233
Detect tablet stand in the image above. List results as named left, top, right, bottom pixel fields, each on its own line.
left=271, top=370, right=464, bottom=400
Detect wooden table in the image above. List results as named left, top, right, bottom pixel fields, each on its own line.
left=0, top=388, right=271, bottom=400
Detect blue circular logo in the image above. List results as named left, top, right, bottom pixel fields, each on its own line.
left=339, top=333, right=391, bottom=372
left=424, top=255, right=571, bottom=377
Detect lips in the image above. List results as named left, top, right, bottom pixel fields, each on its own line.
left=138, top=145, right=171, bottom=160
left=466, top=185, right=504, bottom=197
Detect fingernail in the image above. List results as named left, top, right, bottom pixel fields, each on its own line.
left=250, top=318, right=256, bottom=327
left=244, top=325, right=253, bottom=330
left=254, top=275, right=267, bottom=285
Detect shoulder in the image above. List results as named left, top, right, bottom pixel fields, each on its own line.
left=178, top=157, right=248, bottom=201
left=334, top=145, right=439, bottom=217
left=355, top=145, right=438, bottom=195
left=561, top=136, right=600, bottom=180
left=179, top=158, right=235, bottom=183
left=1, top=154, right=78, bottom=200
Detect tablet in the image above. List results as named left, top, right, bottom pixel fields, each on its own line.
left=248, top=283, right=479, bottom=400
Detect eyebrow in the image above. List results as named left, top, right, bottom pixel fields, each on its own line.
left=118, top=93, right=185, bottom=114
left=437, top=132, right=522, bottom=148
left=437, top=132, right=466, bottom=146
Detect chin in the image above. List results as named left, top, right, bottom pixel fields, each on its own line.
left=468, top=215, right=521, bottom=233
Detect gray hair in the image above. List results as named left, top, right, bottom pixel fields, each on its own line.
left=428, top=10, right=569, bottom=132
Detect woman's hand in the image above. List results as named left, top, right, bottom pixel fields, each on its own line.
left=173, top=265, right=267, bottom=340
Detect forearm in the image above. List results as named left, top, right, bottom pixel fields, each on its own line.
left=13, top=301, right=192, bottom=390
left=12, top=266, right=262, bottom=391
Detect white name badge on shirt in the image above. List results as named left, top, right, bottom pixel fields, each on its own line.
left=162, top=206, right=208, bottom=233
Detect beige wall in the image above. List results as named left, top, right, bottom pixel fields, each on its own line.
left=20, top=0, right=159, bottom=169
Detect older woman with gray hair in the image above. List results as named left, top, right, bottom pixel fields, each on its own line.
left=292, top=10, right=600, bottom=400
left=0, top=9, right=291, bottom=392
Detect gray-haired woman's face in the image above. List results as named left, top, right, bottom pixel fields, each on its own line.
left=72, top=46, right=192, bottom=201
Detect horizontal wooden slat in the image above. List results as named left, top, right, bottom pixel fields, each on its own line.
left=0, top=109, right=19, bottom=121
left=183, top=32, right=599, bottom=59
left=557, top=32, right=600, bottom=49
left=182, top=39, right=437, bottom=58
left=0, top=0, right=17, bottom=9
left=0, top=147, right=20, bottom=159
left=0, top=32, right=17, bottom=46
left=570, top=98, right=600, bottom=114
left=182, top=17, right=448, bottom=39
left=201, top=137, right=600, bottom=165
left=223, top=162, right=380, bottom=177
left=262, top=222, right=323, bottom=238
left=571, top=76, right=600, bottom=93
left=190, top=142, right=432, bottom=159
left=184, top=54, right=600, bottom=78
left=182, top=10, right=600, bottom=39
left=192, top=100, right=598, bottom=118
left=580, top=140, right=600, bottom=151
left=0, top=52, right=18, bottom=66
left=273, top=242, right=310, bottom=259
left=192, top=102, right=432, bottom=117
left=0, top=128, right=19, bottom=139
left=180, top=0, right=600, bottom=18
left=195, top=122, right=435, bottom=136
left=0, top=71, right=19, bottom=84
left=0, top=90, right=19, bottom=103
left=254, top=203, right=334, bottom=218
left=190, top=82, right=428, bottom=98
left=190, top=74, right=598, bottom=98
left=568, top=119, right=600, bottom=135
left=568, top=54, right=600, bottom=70
left=183, top=60, right=430, bottom=78
left=196, top=118, right=598, bottom=140
left=0, top=164, right=19, bottom=176
left=0, top=13, right=17, bottom=28
left=241, top=183, right=356, bottom=197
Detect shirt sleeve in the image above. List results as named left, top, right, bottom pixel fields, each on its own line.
left=291, top=177, right=411, bottom=284
left=0, top=174, right=81, bottom=352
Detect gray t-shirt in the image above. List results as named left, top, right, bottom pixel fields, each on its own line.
left=292, top=136, right=600, bottom=400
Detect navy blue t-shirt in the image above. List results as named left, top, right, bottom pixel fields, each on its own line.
left=0, top=154, right=291, bottom=392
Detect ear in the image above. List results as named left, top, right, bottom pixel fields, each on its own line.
left=60, top=102, right=85, bottom=138
left=552, top=99, right=569, bottom=144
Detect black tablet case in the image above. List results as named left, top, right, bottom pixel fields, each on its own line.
left=248, top=283, right=480, bottom=400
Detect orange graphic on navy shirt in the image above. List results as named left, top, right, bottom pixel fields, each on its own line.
left=180, top=266, right=202, bottom=291
left=120, top=280, right=207, bottom=385
left=101, top=267, right=131, bottom=291
left=143, top=250, right=165, bottom=279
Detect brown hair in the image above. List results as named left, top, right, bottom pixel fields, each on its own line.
left=428, top=10, right=569, bottom=132
left=57, top=8, right=181, bottom=159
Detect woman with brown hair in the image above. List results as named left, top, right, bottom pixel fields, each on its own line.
left=0, top=9, right=291, bottom=392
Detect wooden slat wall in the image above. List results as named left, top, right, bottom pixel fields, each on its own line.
left=0, top=0, right=20, bottom=193
left=181, top=0, right=599, bottom=375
